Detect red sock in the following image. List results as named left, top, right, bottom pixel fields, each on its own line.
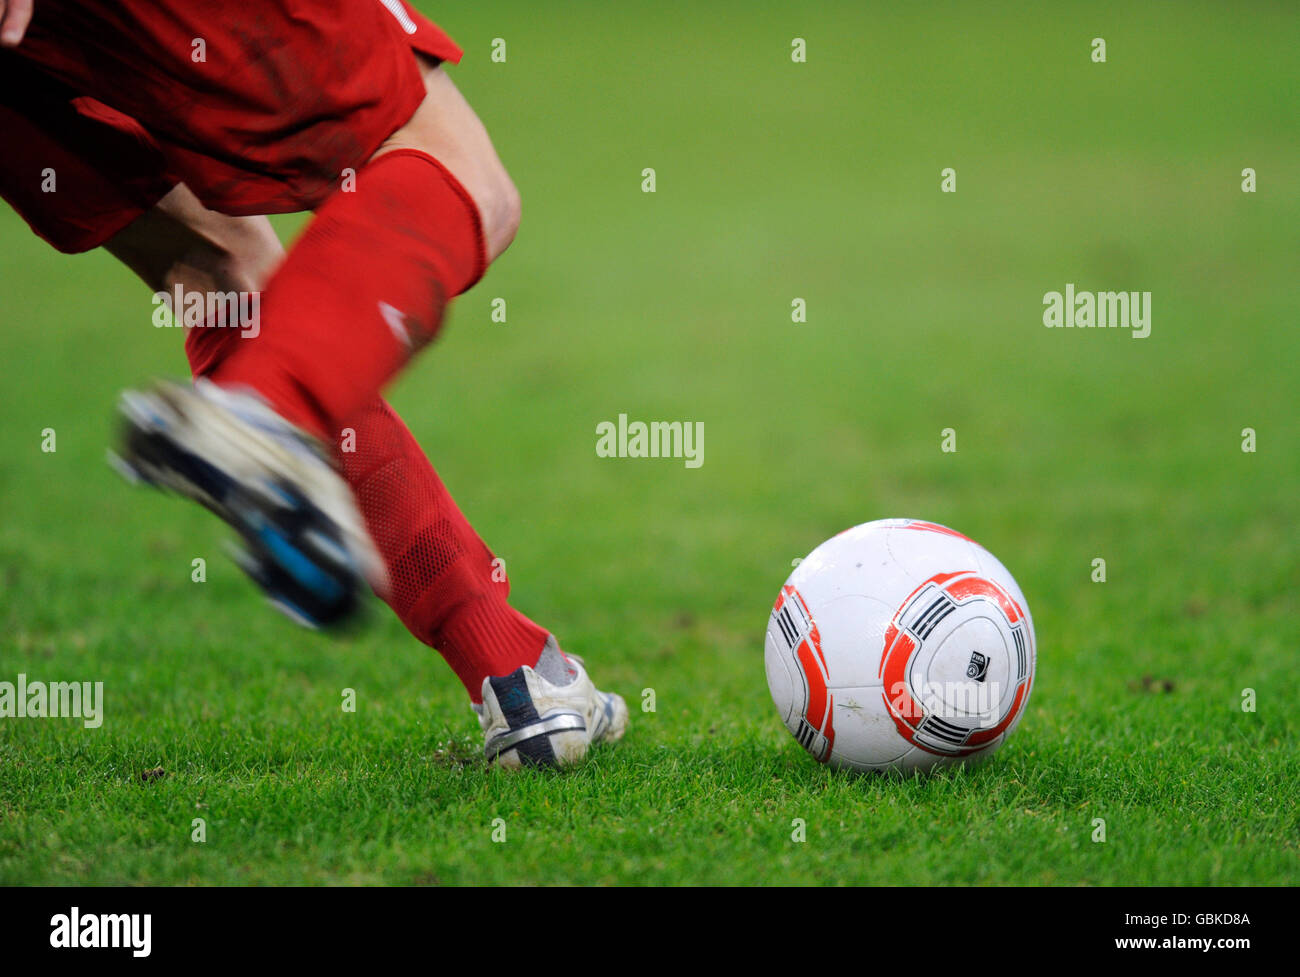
left=336, top=399, right=550, bottom=701
left=208, top=149, right=486, bottom=439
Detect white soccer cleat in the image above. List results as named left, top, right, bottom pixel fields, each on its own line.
left=476, top=644, right=629, bottom=769
left=114, top=378, right=386, bottom=627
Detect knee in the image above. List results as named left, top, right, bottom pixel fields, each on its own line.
left=173, top=216, right=282, bottom=297
left=105, top=192, right=285, bottom=296
left=477, top=166, right=520, bottom=263
left=219, top=216, right=285, bottom=290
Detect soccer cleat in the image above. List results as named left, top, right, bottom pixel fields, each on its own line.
left=112, top=378, right=386, bottom=628
left=476, top=646, right=629, bottom=769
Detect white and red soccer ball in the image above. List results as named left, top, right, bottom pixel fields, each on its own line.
left=765, top=518, right=1035, bottom=772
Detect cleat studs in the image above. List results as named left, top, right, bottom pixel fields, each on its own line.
left=267, top=597, right=321, bottom=630
left=222, top=539, right=259, bottom=576
left=106, top=449, right=144, bottom=485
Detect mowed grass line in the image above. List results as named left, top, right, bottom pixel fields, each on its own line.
left=1, top=1, right=1297, bottom=883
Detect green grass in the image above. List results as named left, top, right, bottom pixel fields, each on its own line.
left=1, top=0, right=1297, bottom=884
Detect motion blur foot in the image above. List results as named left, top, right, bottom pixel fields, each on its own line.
left=112, top=378, right=385, bottom=628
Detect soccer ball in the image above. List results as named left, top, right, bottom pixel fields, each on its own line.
left=765, top=518, right=1035, bottom=772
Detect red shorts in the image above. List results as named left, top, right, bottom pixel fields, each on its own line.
left=0, top=0, right=461, bottom=253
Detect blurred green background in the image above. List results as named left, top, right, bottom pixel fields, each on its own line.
left=0, top=1, right=1296, bottom=883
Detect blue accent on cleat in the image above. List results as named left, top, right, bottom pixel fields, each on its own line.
left=253, top=520, right=346, bottom=604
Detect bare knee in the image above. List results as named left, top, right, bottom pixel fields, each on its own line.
left=212, top=213, right=284, bottom=289
left=376, top=62, right=521, bottom=264
left=106, top=184, right=284, bottom=294
left=480, top=167, right=521, bottom=261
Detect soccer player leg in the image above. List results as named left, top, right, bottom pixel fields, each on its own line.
left=205, top=58, right=515, bottom=441
left=365, top=66, right=625, bottom=765
left=138, top=58, right=505, bottom=628
left=97, top=44, right=624, bottom=756
left=110, top=68, right=508, bottom=631
left=117, top=145, right=622, bottom=767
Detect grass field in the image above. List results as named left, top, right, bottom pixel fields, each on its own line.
left=0, top=1, right=1297, bottom=884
